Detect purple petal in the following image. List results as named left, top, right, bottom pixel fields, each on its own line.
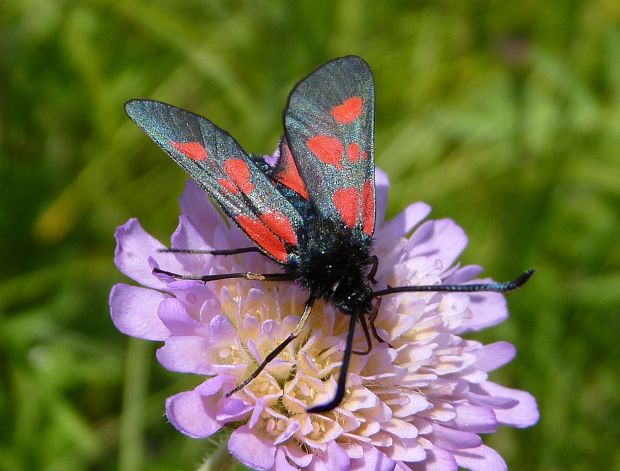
left=460, top=290, right=508, bottom=333
left=453, top=405, right=498, bottom=433
left=466, top=392, right=518, bottom=409
left=387, top=438, right=426, bottom=462
left=275, top=449, right=299, bottom=471
left=392, top=391, right=432, bottom=418
left=178, top=180, right=224, bottom=246
left=169, top=213, right=249, bottom=282
left=472, top=342, right=515, bottom=372
left=156, top=336, right=213, bottom=374
left=382, top=202, right=431, bottom=238
left=477, top=382, right=539, bottom=428
left=215, top=397, right=253, bottom=422
left=170, top=282, right=221, bottom=325
left=408, top=219, right=467, bottom=268
left=375, top=167, right=390, bottom=227
left=423, top=447, right=458, bottom=471
left=274, top=420, right=300, bottom=445
left=169, top=214, right=213, bottom=272
left=208, top=314, right=238, bottom=342
left=350, top=446, right=395, bottom=471
left=248, top=398, right=267, bottom=429
left=431, top=423, right=482, bottom=450
left=228, top=425, right=276, bottom=471
left=384, top=418, right=419, bottom=439
left=264, top=145, right=280, bottom=167
left=309, top=441, right=350, bottom=471
left=180, top=180, right=249, bottom=249
left=165, top=390, right=222, bottom=438
left=443, top=265, right=483, bottom=284
left=170, top=213, right=204, bottom=249
left=114, top=218, right=178, bottom=290
left=195, top=374, right=235, bottom=395
left=453, top=444, right=507, bottom=471
left=157, top=298, right=205, bottom=336
left=109, top=284, right=170, bottom=341
left=284, top=445, right=314, bottom=467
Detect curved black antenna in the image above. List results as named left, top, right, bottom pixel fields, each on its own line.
left=372, top=268, right=534, bottom=298
left=307, top=310, right=359, bottom=413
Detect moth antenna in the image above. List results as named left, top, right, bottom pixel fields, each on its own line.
left=372, top=268, right=534, bottom=298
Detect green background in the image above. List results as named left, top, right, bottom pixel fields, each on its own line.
left=1, top=1, right=619, bottom=470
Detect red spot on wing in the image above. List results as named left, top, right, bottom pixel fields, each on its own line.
left=272, top=143, right=309, bottom=199
left=331, top=96, right=363, bottom=124
left=333, top=187, right=359, bottom=229
left=347, top=142, right=361, bottom=162
left=236, top=215, right=289, bottom=262
left=259, top=211, right=298, bottom=246
left=218, top=178, right=238, bottom=194
left=223, top=159, right=254, bottom=193
left=307, top=135, right=343, bottom=169
left=171, top=141, right=208, bottom=161
left=361, top=180, right=375, bottom=235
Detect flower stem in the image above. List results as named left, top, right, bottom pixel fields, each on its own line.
left=118, top=338, right=150, bottom=471
left=197, top=440, right=236, bottom=471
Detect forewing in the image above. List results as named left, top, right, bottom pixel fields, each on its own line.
left=125, top=99, right=303, bottom=263
left=284, top=56, right=376, bottom=236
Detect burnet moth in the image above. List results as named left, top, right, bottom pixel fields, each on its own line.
left=125, top=56, right=533, bottom=413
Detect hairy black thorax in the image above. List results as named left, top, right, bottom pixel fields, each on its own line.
left=287, top=218, right=374, bottom=315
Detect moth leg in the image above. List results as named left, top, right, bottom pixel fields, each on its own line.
left=158, top=247, right=264, bottom=256
left=307, top=310, right=359, bottom=413
left=225, top=296, right=316, bottom=397
left=369, top=297, right=392, bottom=346
left=352, top=315, right=372, bottom=355
left=367, top=255, right=379, bottom=284
left=153, top=267, right=296, bottom=283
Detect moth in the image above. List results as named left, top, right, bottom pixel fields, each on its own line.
left=125, top=56, right=533, bottom=412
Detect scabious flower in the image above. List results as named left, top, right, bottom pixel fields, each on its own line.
left=110, top=168, right=538, bottom=471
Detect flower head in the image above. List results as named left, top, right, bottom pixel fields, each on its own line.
left=110, top=168, right=538, bottom=470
